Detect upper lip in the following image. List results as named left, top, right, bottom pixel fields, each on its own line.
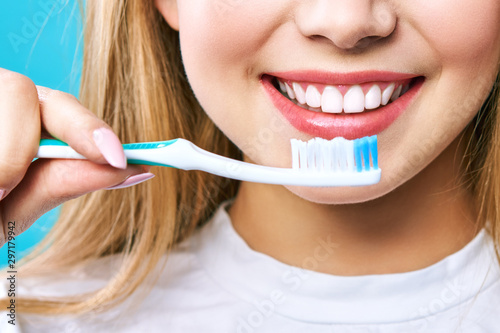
left=265, top=70, right=419, bottom=85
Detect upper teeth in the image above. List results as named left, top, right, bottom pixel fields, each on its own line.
left=278, top=80, right=409, bottom=113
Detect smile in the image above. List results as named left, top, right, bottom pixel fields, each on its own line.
left=276, top=79, right=411, bottom=114
left=262, top=71, right=424, bottom=140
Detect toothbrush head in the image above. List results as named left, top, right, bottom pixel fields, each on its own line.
left=291, top=135, right=379, bottom=173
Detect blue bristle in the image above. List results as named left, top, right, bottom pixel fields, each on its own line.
left=368, top=135, right=378, bottom=170
left=360, top=137, right=370, bottom=171
left=354, top=139, right=363, bottom=172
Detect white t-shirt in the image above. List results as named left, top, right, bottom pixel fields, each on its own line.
left=1, top=202, right=500, bottom=332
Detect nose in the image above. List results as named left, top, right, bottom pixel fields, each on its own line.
left=295, top=0, right=397, bottom=50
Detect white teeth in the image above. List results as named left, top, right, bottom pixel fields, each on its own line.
left=278, top=79, right=410, bottom=113
left=365, top=85, right=382, bottom=110
left=285, top=82, right=296, bottom=100
left=391, top=85, right=402, bottom=102
left=381, top=83, right=395, bottom=106
left=321, top=86, right=343, bottom=113
left=293, top=82, right=306, bottom=104
left=278, top=81, right=287, bottom=93
left=305, top=85, right=322, bottom=108
left=343, top=85, right=365, bottom=113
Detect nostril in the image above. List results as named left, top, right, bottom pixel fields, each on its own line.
left=307, top=34, right=332, bottom=43
left=308, top=34, right=366, bottom=51
left=356, top=36, right=382, bottom=49
left=294, top=2, right=397, bottom=51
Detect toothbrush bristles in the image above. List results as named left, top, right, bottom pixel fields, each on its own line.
left=291, top=135, right=379, bottom=173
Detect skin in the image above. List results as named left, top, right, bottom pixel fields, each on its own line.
left=156, top=0, right=500, bottom=275
left=0, top=72, right=149, bottom=245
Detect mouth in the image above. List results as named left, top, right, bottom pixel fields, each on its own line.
left=261, top=71, right=424, bottom=140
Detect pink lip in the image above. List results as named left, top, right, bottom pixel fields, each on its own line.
left=269, top=70, right=418, bottom=85
left=261, top=71, right=424, bottom=140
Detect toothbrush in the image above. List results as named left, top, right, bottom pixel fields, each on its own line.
left=36, top=136, right=381, bottom=187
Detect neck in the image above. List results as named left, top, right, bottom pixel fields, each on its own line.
left=228, top=137, right=478, bottom=276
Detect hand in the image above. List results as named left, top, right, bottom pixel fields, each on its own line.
left=0, top=68, right=152, bottom=247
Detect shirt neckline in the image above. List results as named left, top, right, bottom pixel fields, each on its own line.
left=191, top=202, right=499, bottom=324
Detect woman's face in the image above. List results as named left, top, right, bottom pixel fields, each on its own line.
left=157, top=0, right=500, bottom=204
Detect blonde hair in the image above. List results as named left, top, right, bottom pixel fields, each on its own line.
left=2, top=0, right=500, bottom=315
left=6, top=0, right=240, bottom=314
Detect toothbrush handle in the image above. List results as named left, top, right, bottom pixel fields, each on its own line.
left=36, top=139, right=178, bottom=165
left=36, top=138, right=243, bottom=171
left=36, top=138, right=317, bottom=181
left=36, top=139, right=87, bottom=160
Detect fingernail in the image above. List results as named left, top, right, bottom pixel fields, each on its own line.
left=106, top=173, right=155, bottom=190
left=93, top=128, right=127, bottom=170
left=0, top=189, right=5, bottom=201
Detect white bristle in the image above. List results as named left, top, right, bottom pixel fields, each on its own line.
left=320, top=139, right=331, bottom=172
left=346, top=140, right=355, bottom=171
left=307, top=140, right=316, bottom=171
left=291, top=139, right=300, bottom=170
left=291, top=137, right=366, bottom=172
left=337, top=137, right=349, bottom=171
left=336, top=138, right=345, bottom=171
left=314, top=139, right=323, bottom=172
left=298, top=140, right=308, bottom=171
left=332, top=138, right=342, bottom=172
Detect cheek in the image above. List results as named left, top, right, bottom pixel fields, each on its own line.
left=409, top=1, right=500, bottom=66
left=178, top=1, right=285, bottom=73
left=406, top=0, right=500, bottom=143
left=176, top=1, right=292, bottom=160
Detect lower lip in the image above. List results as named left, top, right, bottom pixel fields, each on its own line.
left=261, top=75, right=424, bottom=140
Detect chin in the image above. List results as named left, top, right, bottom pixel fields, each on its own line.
left=285, top=181, right=396, bottom=205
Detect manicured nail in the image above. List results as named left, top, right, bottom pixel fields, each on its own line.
left=0, top=189, right=5, bottom=201
left=106, top=173, right=155, bottom=190
left=93, top=128, right=127, bottom=169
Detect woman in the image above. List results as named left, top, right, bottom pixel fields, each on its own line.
left=1, top=0, right=500, bottom=331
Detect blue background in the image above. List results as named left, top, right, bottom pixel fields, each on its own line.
left=0, top=0, right=82, bottom=266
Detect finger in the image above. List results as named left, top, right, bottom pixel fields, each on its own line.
left=36, top=86, right=127, bottom=169
left=0, top=69, right=41, bottom=197
left=0, top=159, right=153, bottom=239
